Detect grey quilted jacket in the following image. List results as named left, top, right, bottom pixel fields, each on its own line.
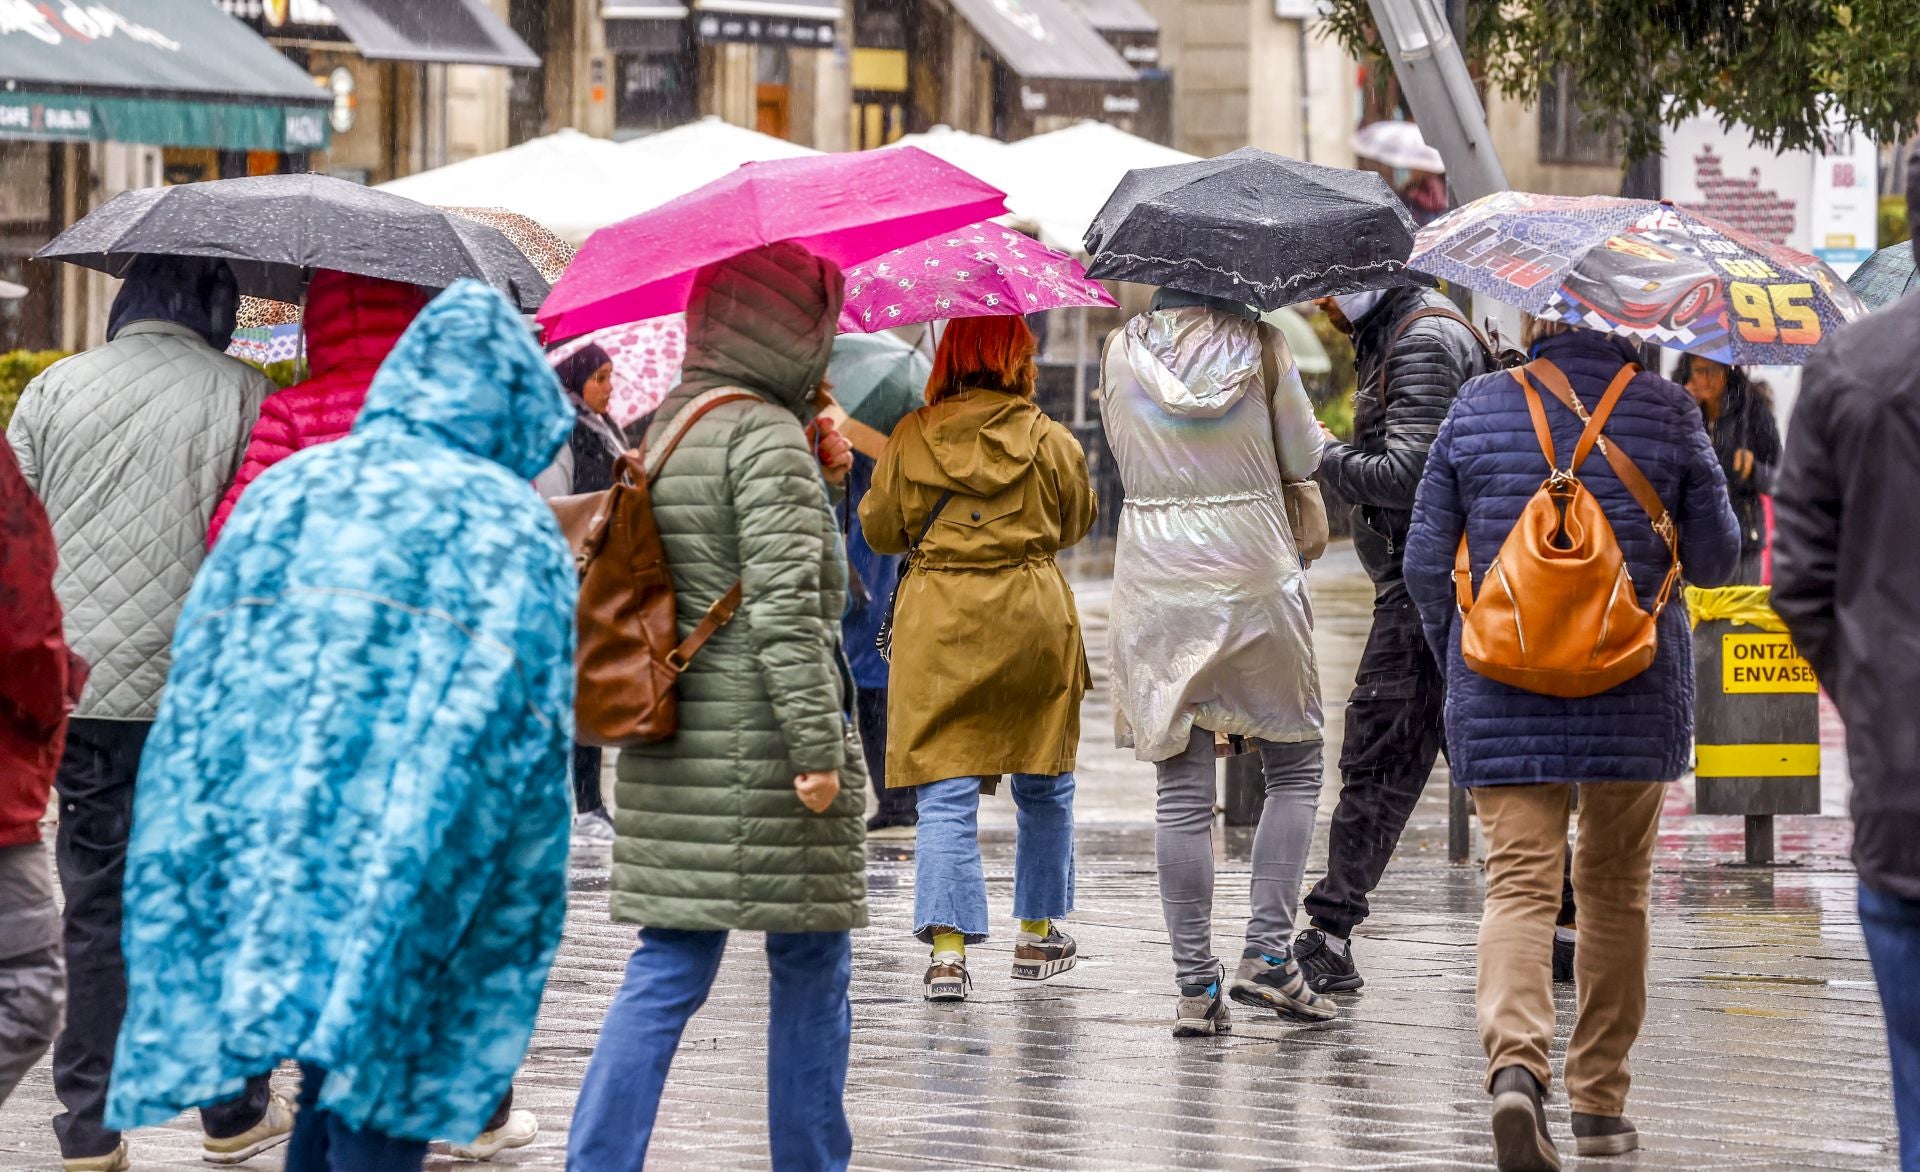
left=611, top=243, right=867, bottom=933
left=7, top=321, right=269, bottom=720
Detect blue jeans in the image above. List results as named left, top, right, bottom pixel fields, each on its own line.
left=568, top=928, right=853, bottom=1172
left=913, top=773, right=1075, bottom=943
left=285, top=1064, right=427, bottom=1172
left=1862, top=884, right=1920, bottom=1171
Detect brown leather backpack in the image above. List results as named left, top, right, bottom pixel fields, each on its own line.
left=548, top=388, right=757, bottom=746
left=1452, top=359, right=1682, bottom=698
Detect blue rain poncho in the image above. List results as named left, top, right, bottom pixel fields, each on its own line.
left=107, top=281, right=578, bottom=1142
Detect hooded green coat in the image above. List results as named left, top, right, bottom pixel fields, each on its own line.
left=611, top=243, right=867, bottom=933
left=858, top=389, right=1097, bottom=789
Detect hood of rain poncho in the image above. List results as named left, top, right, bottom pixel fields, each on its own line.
left=357, top=280, right=575, bottom=479
left=104, top=279, right=577, bottom=1145
left=679, top=241, right=844, bottom=418
left=107, top=254, right=240, bottom=350
left=1122, top=305, right=1265, bottom=419
left=904, top=389, right=1053, bottom=496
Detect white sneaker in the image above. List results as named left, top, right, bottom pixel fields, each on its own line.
left=446, top=1108, right=539, bottom=1160
left=201, top=1090, right=296, bottom=1164
left=572, top=810, right=615, bottom=842
left=62, top=1141, right=129, bottom=1172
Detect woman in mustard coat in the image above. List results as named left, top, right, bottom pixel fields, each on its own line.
left=859, top=315, right=1096, bottom=1003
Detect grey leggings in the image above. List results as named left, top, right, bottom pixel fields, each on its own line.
left=1155, top=725, right=1324, bottom=988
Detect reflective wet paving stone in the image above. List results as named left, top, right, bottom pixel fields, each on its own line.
left=0, top=546, right=1897, bottom=1169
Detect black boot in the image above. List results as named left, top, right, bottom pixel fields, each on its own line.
left=1489, top=1066, right=1561, bottom=1171
left=1571, top=1111, right=1638, bottom=1156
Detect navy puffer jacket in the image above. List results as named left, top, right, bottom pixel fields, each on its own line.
left=1404, top=329, right=1741, bottom=787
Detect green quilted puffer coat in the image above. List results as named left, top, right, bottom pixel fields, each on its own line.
left=611, top=242, right=868, bottom=932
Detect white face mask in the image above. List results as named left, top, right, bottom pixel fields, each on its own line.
left=1332, top=290, right=1388, bottom=325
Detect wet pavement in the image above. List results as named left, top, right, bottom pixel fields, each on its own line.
left=0, top=543, right=1897, bottom=1170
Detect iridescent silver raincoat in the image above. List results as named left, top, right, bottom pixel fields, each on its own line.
left=1102, top=306, right=1326, bottom=762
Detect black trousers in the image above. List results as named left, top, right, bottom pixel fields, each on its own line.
left=573, top=743, right=604, bottom=816
left=1303, top=588, right=1447, bottom=939
left=857, top=687, right=915, bottom=821
left=52, top=718, right=271, bottom=1158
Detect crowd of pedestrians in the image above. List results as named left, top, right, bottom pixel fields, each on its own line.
left=1, top=171, right=1916, bottom=1172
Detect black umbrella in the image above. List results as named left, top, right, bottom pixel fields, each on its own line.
left=35, top=174, right=549, bottom=311
left=1084, top=147, right=1417, bottom=310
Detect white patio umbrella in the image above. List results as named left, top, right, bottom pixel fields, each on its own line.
left=1001, top=119, right=1199, bottom=253
left=621, top=116, right=821, bottom=209
left=379, top=129, right=671, bottom=244
left=1351, top=120, right=1446, bottom=173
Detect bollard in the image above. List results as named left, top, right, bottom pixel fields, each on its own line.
left=1686, top=586, right=1820, bottom=865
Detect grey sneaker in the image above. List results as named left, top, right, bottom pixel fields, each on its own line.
left=201, top=1090, right=296, bottom=1165
left=1229, top=948, right=1337, bottom=1022
left=1173, top=963, right=1233, bottom=1037
left=1571, top=1112, right=1638, bottom=1156
left=1490, top=1066, right=1562, bottom=1171
left=1011, top=925, right=1077, bottom=981
left=924, top=951, right=970, bottom=1002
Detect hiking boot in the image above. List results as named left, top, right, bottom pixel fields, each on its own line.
left=924, top=951, right=971, bottom=1002
left=1571, top=1112, right=1638, bottom=1156
left=1489, top=1066, right=1562, bottom=1171
left=1292, top=928, right=1363, bottom=993
left=1011, top=924, right=1077, bottom=981
left=202, top=1090, right=296, bottom=1165
left=1173, top=963, right=1233, bottom=1037
left=1552, top=932, right=1576, bottom=983
left=62, top=1142, right=129, bottom=1172
left=446, top=1107, right=540, bottom=1160
left=1229, top=948, right=1338, bottom=1023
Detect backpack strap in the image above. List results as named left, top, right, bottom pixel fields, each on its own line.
left=1375, top=304, right=1495, bottom=404
left=640, top=387, right=761, bottom=674
left=1513, top=359, right=1684, bottom=613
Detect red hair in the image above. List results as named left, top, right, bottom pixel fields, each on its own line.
left=925, top=315, right=1038, bottom=405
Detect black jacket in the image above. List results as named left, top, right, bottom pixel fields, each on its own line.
left=1773, top=291, right=1920, bottom=902
left=1319, top=286, right=1491, bottom=584
left=1701, top=382, right=1781, bottom=555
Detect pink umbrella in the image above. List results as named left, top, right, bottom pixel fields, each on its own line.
left=548, top=315, right=687, bottom=427
left=537, top=147, right=1006, bottom=342
left=838, top=224, right=1117, bottom=333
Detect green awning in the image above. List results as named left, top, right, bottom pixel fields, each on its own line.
left=0, top=1, right=329, bottom=151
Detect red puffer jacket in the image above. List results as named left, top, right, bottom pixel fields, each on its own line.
left=1, top=440, right=84, bottom=847
left=207, top=269, right=430, bottom=546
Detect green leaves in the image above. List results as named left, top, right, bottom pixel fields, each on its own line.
left=1321, top=0, right=1920, bottom=163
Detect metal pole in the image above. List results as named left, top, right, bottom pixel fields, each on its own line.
left=1448, top=785, right=1471, bottom=862
left=1073, top=307, right=1090, bottom=427
left=1745, top=814, right=1775, bottom=866
left=1360, top=0, right=1509, bottom=203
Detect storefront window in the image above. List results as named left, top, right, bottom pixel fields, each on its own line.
left=0, top=142, right=60, bottom=351
left=615, top=46, right=697, bottom=136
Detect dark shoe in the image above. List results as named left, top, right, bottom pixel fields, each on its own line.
left=1172, top=963, right=1233, bottom=1037
left=1489, top=1067, right=1562, bottom=1171
left=1552, top=933, right=1575, bottom=983
left=1229, top=948, right=1337, bottom=1022
left=1571, top=1112, right=1638, bottom=1156
left=1011, top=924, right=1077, bottom=981
left=1292, top=928, right=1364, bottom=993
left=865, top=811, right=917, bottom=840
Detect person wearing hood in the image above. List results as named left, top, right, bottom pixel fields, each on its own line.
left=1773, top=140, right=1920, bottom=1172
left=104, top=281, right=577, bottom=1172
left=1101, top=288, right=1335, bottom=1036
left=1292, top=283, right=1493, bottom=995
left=569, top=243, right=867, bottom=1172
left=5, top=255, right=281, bottom=1172
left=858, top=314, right=1096, bottom=1004
left=532, top=341, right=628, bottom=844
left=206, top=269, right=431, bottom=547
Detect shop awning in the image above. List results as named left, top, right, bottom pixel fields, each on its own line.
left=692, top=0, right=838, bottom=47
left=944, top=0, right=1136, bottom=82
left=1063, top=0, right=1160, bottom=67
left=216, top=0, right=539, bottom=69
left=0, top=0, right=329, bottom=151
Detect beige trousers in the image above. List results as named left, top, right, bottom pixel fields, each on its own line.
left=1473, top=781, right=1666, bottom=1116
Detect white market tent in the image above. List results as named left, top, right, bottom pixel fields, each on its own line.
left=888, top=125, right=1028, bottom=219
left=1002, top=119, right=1198, bottom=253
left=377, top=129, right=669, bottom=244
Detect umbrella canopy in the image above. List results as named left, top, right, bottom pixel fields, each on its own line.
left=839, top=223, right=1116, bottom=333
left=378, top=129, right=656, bottom=244
left=1085, top=147, right=1418, bottom=310
left=1411, top=191, right=1868, bottom=364
left=443, top=207, right=576, bottom=283
left=546, top=315, right=688, bottom=427
left=827, top=332, right=932, bottom=436
left=36, top=173, right=550, bottom=311
left=1001, top=120, right=1199, bottom=252
left=1844, top=242, right=1915, bottom=311
left=1262, top=307, right=1332, bottom=375
left=537, top=147, right=1007, bottom=342
left=1352, top=121, right=1446, bottom=173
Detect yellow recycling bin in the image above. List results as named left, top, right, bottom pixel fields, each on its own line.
left=1686, top=585, right=1821, bottom=864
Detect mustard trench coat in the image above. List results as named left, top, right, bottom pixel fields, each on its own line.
left=858, top=387, right=1097, bottom=789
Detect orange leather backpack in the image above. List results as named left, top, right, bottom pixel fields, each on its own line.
left=1453, top=359, right=1682, bottom=698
